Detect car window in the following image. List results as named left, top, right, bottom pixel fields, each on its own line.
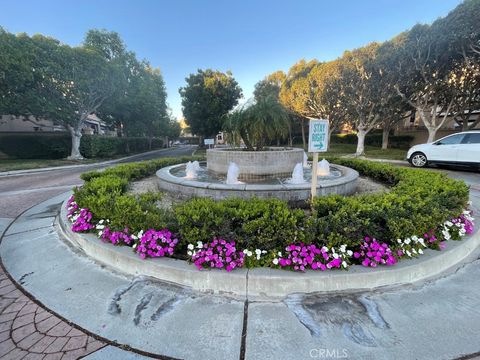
left=436, top=134, right=465, bottom=145
left=462, top=133, right=480, bottom=144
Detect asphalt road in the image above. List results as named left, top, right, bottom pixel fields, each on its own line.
left=0, top=146, right=196, bottom=219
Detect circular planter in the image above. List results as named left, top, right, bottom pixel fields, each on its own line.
left=206, top=147, right=304, bottom=179
left=59, top=196, right=480, bottom=299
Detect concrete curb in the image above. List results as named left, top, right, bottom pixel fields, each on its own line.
left=0, top=147, right=175, bottom=177
left=58, top=195, right=480, bottom=299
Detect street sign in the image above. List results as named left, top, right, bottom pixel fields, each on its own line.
left=308, top=119, right=329, bottom=153
left=308, top=119, right=329, bottom=199
left=204, top=138, right=215, bottom=145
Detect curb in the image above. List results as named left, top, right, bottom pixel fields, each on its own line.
left=0, top=147, right=176, bottom=177
left=58, top=195, right=480, bottom=299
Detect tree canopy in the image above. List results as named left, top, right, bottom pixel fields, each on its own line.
left=179, top=69, right=242, bottom=139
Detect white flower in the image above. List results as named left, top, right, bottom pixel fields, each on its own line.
left=133, top=243, right=137, bottom=249
left=98, top=219, right=104, bottom=224
left=342, top=261, right=348, bottom=268
left=137, top=230, right=144, bottom=239
left=196, top=241, right=203, bottom=248
left=332, top=253, right=339, bottom=259
left=406, top=250, right=412, bottom=257
left=404, top=238, right=411, bottom=245
left=346, top=250, right=353, bottom=256
left=339, top=245, right=346, bottom=253
left=187, top=244, right=194, bottom=250
left=277, top=252, right=282, bottom=257
left=131, top=234, right=138, bottom=240
left=255, top=249, right=262, bottom=255
left=187, top=250, right=193, bottom=256
left=418, top=249, right=424, bottom=255
left=262, top=250, right=267, bottom=254
left=98, top=231, right=103, bottom=237
left=272, top=258, right=279, bottom=265
left=321, top=246, right=328, bottom=252
left=397, top=239, right=402, bottom=244
left=412, top=248, right=417, bottom=254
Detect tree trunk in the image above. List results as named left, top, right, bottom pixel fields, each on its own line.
left=356, top=129, right=368, bottom=156
left=426, top=127, right=437, bottom=143
left=381, top=127, right=390, bottom=150
left=288, top=123, right=293, bottom=147
left=328, top=128, right=334, bottom=149
left=301, top=118, right=306, bottom=149
left=67, top=125, right=83, bottom=160
left=148, top=136, right=153, bottom=150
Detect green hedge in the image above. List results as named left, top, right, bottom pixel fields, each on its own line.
left=0, top=133, right=164, bottom=159
left=74, top=157, right=469, bottom=253
left=331, top=133, right=414, bottom=149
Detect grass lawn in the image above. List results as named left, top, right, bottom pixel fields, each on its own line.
left=0, top=158, right=99, bottom=172
left=324, top=144, right=407, bottom=160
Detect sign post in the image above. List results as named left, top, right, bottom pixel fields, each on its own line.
left=308, top=119, right=329, bottom=199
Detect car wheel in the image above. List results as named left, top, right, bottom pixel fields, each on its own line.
left=410, top=152, right=428, bottom=168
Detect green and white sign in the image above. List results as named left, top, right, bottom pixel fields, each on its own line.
left=308, top=119, right=329, bottom=152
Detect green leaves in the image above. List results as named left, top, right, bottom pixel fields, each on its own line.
left=179, top=69, right=242, bottom=138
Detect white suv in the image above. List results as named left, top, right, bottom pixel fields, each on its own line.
left=407, top=131, right=480, bottom=169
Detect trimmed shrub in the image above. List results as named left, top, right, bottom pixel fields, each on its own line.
left=74, top=157, right=470, bottom=264
left=0, top=133, right=164, bottom=159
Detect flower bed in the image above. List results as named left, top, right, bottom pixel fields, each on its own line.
left=68, top=156, right=475, bottom=272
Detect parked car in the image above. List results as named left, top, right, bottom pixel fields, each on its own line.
left=406, top=131, right=480, bottom=169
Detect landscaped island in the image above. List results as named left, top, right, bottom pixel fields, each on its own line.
left=67, top=156, right=474, bottom=273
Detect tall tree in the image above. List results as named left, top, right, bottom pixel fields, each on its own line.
left=179, top=69, right=242, bottom=142
left=337, top=43, right=386, bottom=155
left=279, top=59, right=318, bottom=148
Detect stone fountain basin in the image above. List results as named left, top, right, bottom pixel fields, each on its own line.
left=156, top=163, right=359, bottom=201
left=207, top=147, right=304, bottom=179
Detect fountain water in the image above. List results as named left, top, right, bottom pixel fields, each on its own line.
left=185, top=161, right=200, bottom=179
left=287, top=163, right=306, bottom=184
left=317, top=159, right=330, bottom=177
left=303, top=152, right=310, bottom=168
left=226, top=162, right=242, bottom=184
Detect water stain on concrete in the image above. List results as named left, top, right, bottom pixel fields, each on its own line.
left=285, top=293, right=390, bottom=347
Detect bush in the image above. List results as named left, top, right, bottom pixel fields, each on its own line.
left=73, top=156, right=470, bottom=269
left=0, top=133, right=71, bottom=159
left=309, top=158, right=469, bottom=248
left=175, top=197, right=304, bottom=251
left=331, top=133, right=413, bottom=149
left=0, top=133, right=164, bottom=159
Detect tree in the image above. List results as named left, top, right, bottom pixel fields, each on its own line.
left=179, top=69, right=242, bottom=142
left=0, top=29, right=123, bottom=159
left=393, top=24, right=455, bottom=143
left=225, top=96, right=290, bottom=151
left=279, top=59, right=318, bottom=148
left=253, top=71, right=286, bottom=102
left=337, top=43, right=386, bottom=155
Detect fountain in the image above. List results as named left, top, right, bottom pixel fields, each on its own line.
left=156, top=147, right=358, bottom=201
left=226, top=162, right=243, bottom=184
left=317, top=159, right=330, bottom=177
left=184, top=161, right=201, bottom=179
left=286, top=163, right=306, bottom=184
left=303, top=152, right=310, bottom=168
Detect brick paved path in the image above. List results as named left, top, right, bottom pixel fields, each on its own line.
left=0, top=266, right=106, bottom=360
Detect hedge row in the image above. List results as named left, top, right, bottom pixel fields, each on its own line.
left=74, top=157, right=469, bottom=253
left=331, top=133, right=414, bottom=149
left=0, top=133, right=164, bottom=159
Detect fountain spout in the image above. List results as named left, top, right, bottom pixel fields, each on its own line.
left=303, top=152, right=310, bottom=168
left=226, top=162, right=242, bottom=184
left=287, top=163, right=305, bottom=184
left=185, top=161, right=200, bottom=179
left=317, top=159, right=330, bottom=177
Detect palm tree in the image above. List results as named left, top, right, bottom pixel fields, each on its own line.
left=225, top=96, right=290, bottom=151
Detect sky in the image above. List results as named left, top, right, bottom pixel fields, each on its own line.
left=0, top=0, right=463, bottom=119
